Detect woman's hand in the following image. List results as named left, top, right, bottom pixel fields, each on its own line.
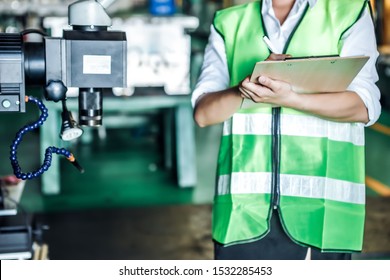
left=265, top=53, right=292, bottom=61
left=238, top=53, right=296, bottom=107
left=239, top=75, right=298, bottom=107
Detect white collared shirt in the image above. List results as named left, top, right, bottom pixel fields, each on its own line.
left=192, top=0, right=381, bottom=126
left=263, top=0, right=318, bottom=53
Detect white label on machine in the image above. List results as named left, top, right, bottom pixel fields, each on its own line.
left=83, top=55, right=111, bottom=74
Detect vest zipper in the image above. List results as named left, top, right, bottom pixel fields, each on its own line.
left=271, top=107, right=281, bottom=209
left=271, top=3, right=309, bottom=210
left=270, top=7, right=305, bottom=209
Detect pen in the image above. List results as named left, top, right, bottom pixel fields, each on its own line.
left=262, top=35, right=278, bottom=54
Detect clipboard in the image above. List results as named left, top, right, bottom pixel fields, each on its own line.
left=242, top=55, right=369, bottom=109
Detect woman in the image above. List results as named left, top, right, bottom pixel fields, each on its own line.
left=192, top=0, right=381, bottom=260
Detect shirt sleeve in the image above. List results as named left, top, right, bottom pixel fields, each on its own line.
left=341, top=8, right=381, bottom=126
left=191, top=25, right=230, bottom=108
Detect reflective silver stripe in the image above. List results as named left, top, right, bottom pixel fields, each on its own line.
left=280, top=114, right=364, bottom=146
left=280, top=174, right=365, bottom=204
left=217, top=172, right=272, bottom=196
left=223, top=114, right=272, bottom=136
left=216, top=172, right=365, bottom=204
left=224, top=113, right=364, bottom=146
left=222, top=118, right=232, bottom=136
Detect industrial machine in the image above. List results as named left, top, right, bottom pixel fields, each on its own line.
left=0, top=0, right=127, bottom=179
left=0, top=0, right=127, bottom=259
left=40, top=12, right=199, bottom=194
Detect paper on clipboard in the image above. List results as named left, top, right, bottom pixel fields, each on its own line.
left=241, top=55, right=369, bottom=109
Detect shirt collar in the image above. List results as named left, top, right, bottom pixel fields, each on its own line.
left=264, top=0, right=318, bottom=8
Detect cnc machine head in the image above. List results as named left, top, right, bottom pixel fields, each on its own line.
left=0, top=0, right=127, bottom=128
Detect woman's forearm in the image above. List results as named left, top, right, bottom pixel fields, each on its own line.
left=288, top=90, right=369, bottom=123
left=239, top=75, right=369, bottom=124
left=193, top=86, right=243, bottom=127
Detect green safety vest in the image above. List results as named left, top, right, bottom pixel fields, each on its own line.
left=212, top=0, right=369, bottom=252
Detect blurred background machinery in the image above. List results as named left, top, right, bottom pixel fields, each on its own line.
left=373, top=0, right=390, bottom=110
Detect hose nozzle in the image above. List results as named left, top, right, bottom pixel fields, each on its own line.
left=67, top=154, right=85, bottom=173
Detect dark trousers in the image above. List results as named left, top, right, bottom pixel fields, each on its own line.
left=214, top=211, right=352, bottom=260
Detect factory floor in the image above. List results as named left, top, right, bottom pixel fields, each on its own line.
left=1, top=100, right=390, bottom=260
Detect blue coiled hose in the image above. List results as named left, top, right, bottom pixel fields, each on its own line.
left=10, top=96, right=84, bottom=180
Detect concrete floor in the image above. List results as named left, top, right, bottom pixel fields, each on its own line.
left=361, top=196, right=390, bottom=255
left=37, top=204, right=213, bottom=260
left=34, top=195, right=390, bottom=260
